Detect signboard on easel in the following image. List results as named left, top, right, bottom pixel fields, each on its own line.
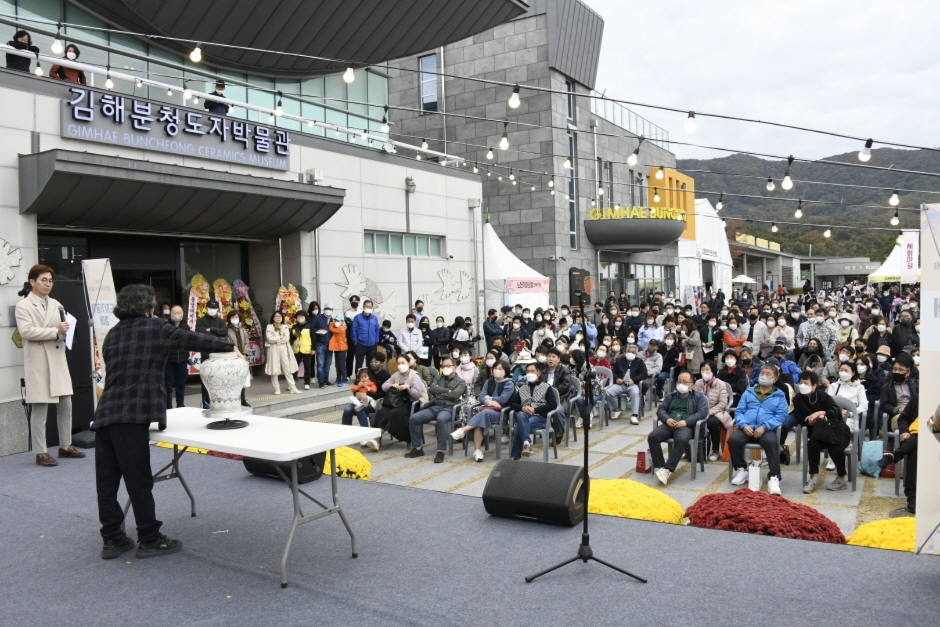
left=81, top=259, right=116, bottom=405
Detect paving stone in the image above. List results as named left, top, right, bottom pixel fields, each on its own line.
left=450, top=474, right=489, bottom=497
left=590, top=435, right=641, bottom=454
left=370, top=456, right=424, bottom=479
left=813, top=505, right=859, bottom=537
left=413, top=464, right=491, bottom=493
left=661, top=489, right=703, bottom=510
left=556, top=452, right=607, bottom=468
left=590, top=456, right=634, bottom=479
left=812, top=475, right=864, bottom=506
left=872, top=476, right=905, bottom=499
left=378, top=460, right=453, bottom=487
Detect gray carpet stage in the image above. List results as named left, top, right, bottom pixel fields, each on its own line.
left=1, top=446, right=938, bottom=627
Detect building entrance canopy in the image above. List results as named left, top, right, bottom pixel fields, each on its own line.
left=19, top=150, right=344, bottom=239
left=583, top=206, right=687, bottom=252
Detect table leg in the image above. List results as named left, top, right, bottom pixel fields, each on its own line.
left=122, top=445, right=193, bottom=530
left=280, top=459, right=301, bottom=589
left=331, top=448, right=359, bottom=558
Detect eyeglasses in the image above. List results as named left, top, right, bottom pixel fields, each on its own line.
left=35, top=278, right=54, bottom=285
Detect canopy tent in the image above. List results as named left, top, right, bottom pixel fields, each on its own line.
left=868, top=245, right=921, bottom=283
left=483, top=222, right=550, bottom=313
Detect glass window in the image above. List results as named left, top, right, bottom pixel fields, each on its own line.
left=390, top=235, right=403, bottom=255
left=375, top=233, right=389, bottom=255
left=567, top=130, right=578, bottom=250
left=429, top=237, right=441, bottom=257
left=417, top=237, right=429, bottom=256
left=363, top=233, right=374, bottom=254
left=419, top=54, right=437, bottom=112
left=246, top=75, right=274, bottom=124
left=218, top=70, right=248, bottom=120
left=37, top=234, right=87, bottom=281
left=181, top=242, right=243, bottom=291
left=367, top=69, right=388, bottom=135
left=274, top=79, right=301, bottom=131
left=565, top=80, right=574, bottom=120
left=404, top=236, right=416, bottom=256
left=300, top=76, right=325, bottom=135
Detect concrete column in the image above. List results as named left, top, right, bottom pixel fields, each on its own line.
left=742, top=253, right=748, bottom=276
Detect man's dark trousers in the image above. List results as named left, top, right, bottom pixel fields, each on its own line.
left=95, top=423, right=162, bottom=543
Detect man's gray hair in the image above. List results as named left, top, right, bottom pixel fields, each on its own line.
left=114, top=284, right=157, bottom=320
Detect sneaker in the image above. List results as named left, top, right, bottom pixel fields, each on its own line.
left=768, top=476, right=782, bottom=496
left=304, top=384, right=310, bottom=390
left=473, top=449, right=484, bottom=462
left=451, top=427, right=466, bottom=442
left=364, top=439, right=379, bottom=452
left=803, top=477, right=818, bottom=493
left=609, top=411, right=621, bottom=421
left=575, top=417, right=583, bottom=429
left=629, top=415, right=639, bottom=425
left=136, top=534, right=182, bottom=559
left=876, top=453, right=894, bottom=470
left=290, top=388, right=303, bottom=395
left=707, top=452, right=720, bottom=462
left=404, top=448, right=424, bottom=458
left=433, top=451, right=445, bottom=463
left=826, top=476, right=848, bottom=491
left=780, top=447, right=791, bottom=466
left=655, top=467, right=671, bottom=486
left=335, top=381, right=349, bottom=387
left=273, top=389, right=281, bottom=395
left=826, top=458, right=836, bottom=471
left=319, top=382, right=326, bottom=389
left=521, top=441, right=532, bottom=457
left=731, top=468, right=749, bottom=485
left=101, top=536, right=135, bottom=560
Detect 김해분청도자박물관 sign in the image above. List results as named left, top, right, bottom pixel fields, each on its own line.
left=61, top=87, right=290, bottom=170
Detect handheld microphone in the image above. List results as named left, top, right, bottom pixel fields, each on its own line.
left=58, top=305, right=66, bottom=322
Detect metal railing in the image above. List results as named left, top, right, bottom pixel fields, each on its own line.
left=590, top=90, right=670, bottom=150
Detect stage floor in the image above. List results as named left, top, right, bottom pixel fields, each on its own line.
left=1, top=446, right=937, bottom=627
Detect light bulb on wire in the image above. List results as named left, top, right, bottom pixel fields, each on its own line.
left=598, top=187, right=604, bottom=197
left=563, top=157, right=571, bottom=169
left=781, top=156, right=794, bottom=190
left=655, top=166, right=664, bottom=180
left=794, top=200, right=803, bottom=219
left=135, top=78, right=142, bottom=88
left=51, top=26, right=64, bottom=55
left=771, top=222, right=778, bottom=233
left=627, top=136, right=645, bottom=167
left=858, top=138, right=873, bottom=162
left=380, top=116, right=389, bottom=133
left=653, top=188, right=660, bottom=203
left=508, top=84, right=521, bottom=109
left=416, top=153, right=421, bottom=160
left=499, top=122, right=509, bottom=150
left=421, top=138, right=428, bottom=149
left=183, top=88, right=192, bottom=100
left=548, top=176, right=554, bottom=188
left=275, top=92, right=283, bottom=116
left=766, top=177, right=775, bottom=191
left=34, top=61, right=43, bottom=76
left=824, top=228, right=831, bottom=238
left=472, top=163, right=478, bottom=174
left=105, top=70, right=114, bottom=90
left=190, top=45, right=202, bottom=63
left=684, top=111, right=696, bottom=133
left=509, top=169, right=515, bottom=180
left=167, top=88, right=173, bottom=96
left=716, top=193, right=723, bottom=211
left=889, top=190, right=900, bottom=206
left=486, top=147, right=494, bottom=160
left=891, top=210, right=900, bottom=226
left=343, top=67, right=355, bottom=83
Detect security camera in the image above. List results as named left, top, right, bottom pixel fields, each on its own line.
left=549, top=255, right=556, bottom=261
left=448, top=255, right=454, bottom=259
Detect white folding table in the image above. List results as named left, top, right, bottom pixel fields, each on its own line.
left=128, top=407, right=379, bottom=588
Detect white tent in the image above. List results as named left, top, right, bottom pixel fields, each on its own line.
left=868, top=245, right=920, bottom=283
left=483, top=222, right=550, bottom=313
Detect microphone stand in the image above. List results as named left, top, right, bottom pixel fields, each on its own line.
left=526, top=291, right=646, bottom=584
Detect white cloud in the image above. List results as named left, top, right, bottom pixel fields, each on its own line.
left=587, top=0, right=940, bottom=160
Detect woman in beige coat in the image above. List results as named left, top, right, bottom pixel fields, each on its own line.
left=265, top=312, right=299, bottom=394
left=14, top=264, right=85, bottom=466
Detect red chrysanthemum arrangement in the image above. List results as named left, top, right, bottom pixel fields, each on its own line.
left=685, top=489, right=846, bottom=544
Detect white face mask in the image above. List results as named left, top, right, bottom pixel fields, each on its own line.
left=766, top=320, right=775, bottom=328
left=840, top=320, right=850, bottom=328
left=798, top=384, right=813, bottom=395
left=728, top=323, right=737, bottom=330
left=877, top=355, right=888, bottom=363
left=436, top=321, right=444, bottom=328
left=512, top=323, right=521, bottom=330
left=675, top=383, right=690, bottom=394
left=857, top=365, right=868, bottom=374
left=829, top=311, right=837, bottom=318
left=407, top=322, right=414, bottom=329
left=296, top=318, right=306, bottom=325
left=398, top=363, right=410, bottom=373
left=460, top=355, right=471, bottom=364
left=523, top=313, right=531, bottom=319
left=596, top=350, right=607, bottom=359
left=777, top=320, right=786, bottom=327
left=666, top=309, right=674, bottom=315
left=665, top=339, right=674, bottom=346
left=442, top=367, right=454, bottom=376
left=561, top=310, right=569, bottom=316
left=451, top=351, right=460, bottom=358
left=162, top=309, right=170, bottom=315
left=627, top=337, right=636, bottom=344
left=603, top=339, right=611, bottom=346
left=485, top=358, right=496, bottom=367
left=625, top=353, right=636, bottom=361
left=913, top=355, right=921, bottom=365
left=493, top=370, right=506, bottom=381
left=725, top=359, right=736, bottom=367
left=871, top=308, right=880, bottom=315
left=526, top=373, right=539, bottom=383
left=791, top=312, right=800, bottom=319
left=323, top=309, right=332, bottom=317
left=839, top=353, right=850, bottom=362
left=311, top=310, right=319, bottom=315
left=701, top=372, right=713, bottom=382
left=170, top=313, right=183, bottom=323
left=207, top=308, right=218, bottom=316
left=363, top=308, right=373, bottom=315
left=66, top=51, right=76, bottom=60
left=611, top=345, right=621, bottom=353
left=537, top=355, right=547, bottom=363
left=647, top=319, right=655, bottom=326
left=720, top=324, right=728, bottom=331
left=915, top=325, right=921, bottom=332
left=838, top=370, right=852, bottom=381
left=815, top=317, right=825, bottom=324
left=230, top=318, right=240, bottom=326
left=707, top=320, right=716, bottom=327
left=758, top=376, right=774, bottom=387
left=876, top=324, right=886, bottom=333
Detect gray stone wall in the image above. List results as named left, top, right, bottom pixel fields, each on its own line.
left=0, top=399, right=28, bottom=456
left=388, top=13, right=676, bottom=307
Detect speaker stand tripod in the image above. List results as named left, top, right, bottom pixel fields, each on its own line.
left=525, top=295, right=647, bottom=585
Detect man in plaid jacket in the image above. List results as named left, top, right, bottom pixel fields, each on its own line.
left=93, top=284, right=242, bottom=561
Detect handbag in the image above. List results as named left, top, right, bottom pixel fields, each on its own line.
left=382, top=387, right=408, bottom=409
left=809, top=415, right=841, bottom=445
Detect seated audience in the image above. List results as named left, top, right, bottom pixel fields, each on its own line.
left=647, top=371, right=709, bottom=485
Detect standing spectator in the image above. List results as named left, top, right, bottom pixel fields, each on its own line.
left=203, top=80, right=231, bottom=115
left=351, top=299, right=380, bottom=371
left=15, top=264, right=84, bottom=467
left=226, top=309, right=251, bottom=407
left=343, top=295, right=361, bottom=379
left=398, top=313, right=423, bottom=355
left=164, top=306, right=189, bottom=409
left=6, top=30, right=38, bottom=73
left=430, top=315, right=452, bottom=368
left=291, top=310, right=313, bottom=390
left=452, top=316, right=474, bottom=354
left=483, top=308, right=504, bottom=349
left=679, top=318, right=704, bottom=378
left=196, top=299, right=229, bottom=409
left=311, top=302, right=333, bottom=388
left=328, top=311, right=349, bottom=386
left=413, top=299, right=426, bottom=325
left=378, top=319, right=398, bottom=359
left=416, top=317, right=433, bottom=367
left=648, top=371, right=710, bottom=485
left=49, top=44, right=86, bottom=84
left=265, top=312, right=300, bottom=394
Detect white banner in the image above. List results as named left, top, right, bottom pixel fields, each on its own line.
left=81, top=259, right=116, bottom=400
left=917, top=206, right=940, bottom=554
left=901, top=229, right=919, bottom=284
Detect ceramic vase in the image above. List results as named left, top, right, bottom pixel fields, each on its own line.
left=200, top=352, right=249, bottom=416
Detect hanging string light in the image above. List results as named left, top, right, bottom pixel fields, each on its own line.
left=190, top=44, right=203, bottom=63
left=343, top=67, right=355, bottom=83
left=549, top=176, right=554, bottom=188
left=627, top=136, right=644, bottom=167
left=104, top=66, right=113, bottom=90
left=890, top=210, right=900, bottom=226
left=766, top=177, right=775, bottom=191
left=135, top=78, right=142, bottom=88
left=794, top=200, right=803, bottom=219
left=563, top=157, right=571, bottom=169
left=51, top=24, right=64, bottom=54
left=824, top=228, right=831, bottom=238
left=598, top=186, right=604, bottom=197
left=499, top=121, right=509, bottom=150
left=716, top=192, right=724, bottom=210
left=655, top=166, right=664, bottom=180
left=684, top=111, right=696, bottom=133
left=274, top=91, right=283, bottom=115
left=380, top=106, right=390, bottom=133
left=421, top=138, right=428, bottom=149
left=486, top=147, right=494, bottom=160
left=889, top=190, right=900, bottom=206
left=530, top=184, right=535, bottom=191
left=858, top=138, right=873, bottom=162
left=416, top=153, right=421, bottom=160
left=653, top=188, right=660, bottom=202
left=508, top=84, right=521, bottom=108
left=771, top=222, right=778, bottom=232
left=34, top=56, right=43, bottom=76
left=472, top=163, right=478, bottom=173
left=781, top=156, right=794, bottom=190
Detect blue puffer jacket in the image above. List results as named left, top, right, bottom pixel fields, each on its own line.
left=734, top=385, right=789, bottom=431
left=351, top=312, right=380, bottom=346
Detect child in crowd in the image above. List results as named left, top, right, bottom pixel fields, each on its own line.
left=350, top=369, right=376, bottom=412
left=329, top=313, right=349, bottom=386
left=379, top=319, right=398, bottom=359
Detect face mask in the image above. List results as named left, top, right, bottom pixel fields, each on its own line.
left=513, top=323, right=520, bottom=330
left=728, top=323, right=738, bottom=330
left=701, top=372, right=713, bottom=382
left=625, top=353, right=636, bottom=361
left=720, top=324, right=728, bottom=331
left=749, top=315, right=758, bottom=322
left=383, top=326, right=391, bottom=333
left=876, top=324, right=886, bottom=333
left=899, top=317, right=911, bottom=326
left=725, top=359, right=736, bottom=368
left=892, top=372, right=906, bottom=383
left=603, top=339, right=612, bottom=346
left=162, top=309, right=170, bottom=316
left=561, top=310, right=569, bottom=316
left=742, top=358, right=752, bottom=365
left=647, top=319, right=655, bottom=325
left=416, top=307, right=423, bottom=312
left=526, top=373, right=539, bottom=383
left=311, top=310, right=319, bottom=315
left=535, top=316, right=542, bottom=322
left=485, top=358, right=496, bottom=367
left=766, top=320, right=775, bottom=328
left=170, top=313, right=183, bottom=323
left=460, top=355, right=471, bottom=364
left=614, top=322, right=622, bottom=327
left=451, top=351, right=460, bottom=358
left=407, top=322, right=414, bottom=329
left=630, top=311, right=639, bottom=318
left=871, top=308, right=880, bottom=315
left=839, top=370, right=852, bottom=382
left=437, top=321, right=444, bottom=328
left=777, top=320, right=786, bottom=327
left=370, top=363, right=382, bottom=371
left=665, top=339, right=674, bottom=346
left=675, top=383, right=690, bottom=394
left=915, top=325, right=921, bottom=332
left=815, top=317, right=825, bottom=324
left=596, top=350, right=607, bottom=359
left=334, top=321, right=343, bottom=327
left=575, top=333, right=583, bottom=340
left=296, top=318, right=306, bottom=325
left=602, top=318, right=609, bottom=324
left=708, top=321, right=716, bottom=327
left=363, top=308, right=372, bottom=315
left=523, top=313, right=531, bottom=319
left=66, top=51, right=76, bottom=60
left=230, top=318, right=240, bottom=326
left=207, top=308, right=218, bottom=316
left=321, top=308, right=332, bottom=316
left=666, top=309, right=674, bottom=315
left=611, top=345, right=621, bottom=353
left=840, top=320, right=850, bottom=328
left=913, top=355, right=921, bottom=365
left=798, top=384, right=812, bottom=395
left=537, top=355, right=547, bottom=363
left=350, top=302, right=360, bottom=309
left=627, top=337, right=636, bottom=344
left=839, top=353, right=851, bottom=362
left=595, top=307, right=603, bottom=313
left=493, top=370, right=506, bottom=381
left=829, top=311, right=837, bottom=318
left=758, top=376, right=774, bottom=387
left=857, top=365, right=868, bottom=374
left=398, top=363, right=410, bottom=373
left=877, top=355, right=888, bottom=363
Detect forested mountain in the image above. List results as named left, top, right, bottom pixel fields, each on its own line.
left=678, top=148, right=940, bottom=261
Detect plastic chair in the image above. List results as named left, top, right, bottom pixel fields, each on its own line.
left=881, top=411, right=904, bottom=496
left=462, top=406, right=512, bottom=460
left=655, top=418, right=707, bottom=480
left=523, top=387, right=560, bottom=462
left=564, top=374, right=583, bottom=447
left=727, top=425, right=782, bottom=483
left=593, top=366, right=614, bottom=431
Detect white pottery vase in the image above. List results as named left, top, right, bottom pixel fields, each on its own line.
left=200, top=352, right=250, bottom=416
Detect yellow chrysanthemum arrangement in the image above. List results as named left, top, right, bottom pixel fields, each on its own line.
left=588, top=479, right=684, bottom=524
left=322, top=447, right=371, bottom=481
left=848, top=518, right=915, bottom=552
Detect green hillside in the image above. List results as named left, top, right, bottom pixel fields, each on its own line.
left=677, top=148, right=940, bottom=261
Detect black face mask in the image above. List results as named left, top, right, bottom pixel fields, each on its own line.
left=806, top=346, right=818, bottom=353
left=749, top=315, right=758, bottom=321
left=370, top=363, right=382, bottom=372
left=892, top=372, right=907, bottom=383
left=741, top=358, right=752, bottom=365
left=900, top=318, right=912, bottom=326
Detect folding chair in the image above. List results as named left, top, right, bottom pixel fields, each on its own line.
left=592, top=366, right=614, bottom=431
left=727, top=426, right=782, bottom=483
left=564, top=374, right=583, bottom=447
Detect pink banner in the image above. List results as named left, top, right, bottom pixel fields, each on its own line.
left=506, top=277, right=550, bottom=293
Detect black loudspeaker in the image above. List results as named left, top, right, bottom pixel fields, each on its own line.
left=482, top=459, right=586, bottom=527
left=243, top=453, right=326, bottom=484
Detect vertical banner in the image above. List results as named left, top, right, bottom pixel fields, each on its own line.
left=901, top=229, right=919, bottom=284
left=917, top=205, right=940, bottom=554
left=81, top=259, right=116, bottom=402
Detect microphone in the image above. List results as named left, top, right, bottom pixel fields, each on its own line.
left=58, top=305, right=66, bottom=322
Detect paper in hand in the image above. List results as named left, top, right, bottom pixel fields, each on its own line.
left=65, top=313, right=77, bottom=350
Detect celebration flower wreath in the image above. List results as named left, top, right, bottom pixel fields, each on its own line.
left=847, top=518, right=915, bottom=552
left=212, top=278, right=234, bottom=317
left=685, top=489, right=846, bottom=544
left=275, top=284, right=301, bottom=327
left=233, top=279, right=263, bottom=341
left=322, top=447, right=371, bottom=481
left=588, top=479, right=685, bottom=524
left=188, top=274, right=211, bottom=330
